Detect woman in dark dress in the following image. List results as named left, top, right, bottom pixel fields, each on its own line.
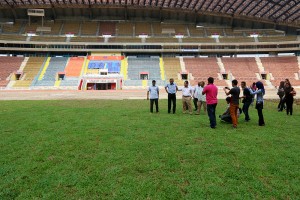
left=284, top=79, right=296, bottom=115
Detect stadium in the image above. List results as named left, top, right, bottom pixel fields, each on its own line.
left=0, top=0, right=299, bottom=199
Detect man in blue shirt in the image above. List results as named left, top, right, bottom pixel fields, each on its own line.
left=147, top=80, right=159, bottom=113
left=165, top=78, right=178, bottom=114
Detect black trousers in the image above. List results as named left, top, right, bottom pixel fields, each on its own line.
left=168, top=93, right=176, bottom=113
left=193, top=98, right=198, bottom=110
left=256, top=102, right=265, bottom=126
left=150, top=98, right=159, bottom=113
left=278, top=96, right=285, bottom=111
left=286, top=96, right=294, bottom=115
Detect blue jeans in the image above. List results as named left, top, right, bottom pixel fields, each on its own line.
left=242, top=101, right=251, bottom=121
left=207, top=104, right=217, bottom=128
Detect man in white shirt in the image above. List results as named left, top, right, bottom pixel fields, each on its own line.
left=147, top=80, right=159, bottom=113
left=195, top=81, right=207, bottom=115
left=179, top=81, right=193, bottom=114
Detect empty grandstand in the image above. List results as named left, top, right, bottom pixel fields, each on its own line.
left=260, top=56, right=300, bottom=86
left=13, top=57, right=46, bottom=88
left=0, top=0, right=298, bottom=90
left=0, top=56, right=24, bottom=87
left=221, top=57, right=260, bottom=86
left=125, top=57, right=164, bottom=87
left=184, top=57, right=227, bottom=87
left=163, top=57, right=184, bottom=86
left=34, top=57, right=68, bottom=88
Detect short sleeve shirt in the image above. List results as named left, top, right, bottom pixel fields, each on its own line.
left=195, top=86, right=206, bottom=102
left=165, top=83, right=177, bottom=94
left=202, top=84, right=218, bottom=105
left=182, top=86, right=193, bottom=97
left=148, top=86, right=159, bottom=99
left=229, top=86, right=240, bottom=105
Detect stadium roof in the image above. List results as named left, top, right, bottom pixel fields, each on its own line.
left=0, top=0, right=299, bottom=27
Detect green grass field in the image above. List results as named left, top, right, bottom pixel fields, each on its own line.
left=0, top=100, right=299, bottom=199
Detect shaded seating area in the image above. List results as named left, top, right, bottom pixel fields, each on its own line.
left=81, top=22, right=98, bottom=36
left=258, top=36, right=297, bottom=42
left=135, top=22, right=151, bottom=36
left=99, top=22, right=116, bottom=36
left=62, top=22, right=80, bottom=35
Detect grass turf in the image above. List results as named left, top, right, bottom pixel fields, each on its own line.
left=0, top=100, right=299, bottom=199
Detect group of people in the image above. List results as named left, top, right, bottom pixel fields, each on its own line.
left=276, top=79, right=297, bottom=115
left=147, top=77, right=296, bottom=129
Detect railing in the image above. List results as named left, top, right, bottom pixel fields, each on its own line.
left=0, top=40, right=299, bottom=53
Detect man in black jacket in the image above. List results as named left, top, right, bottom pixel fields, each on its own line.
left=241, top=81, right=252, bottom=122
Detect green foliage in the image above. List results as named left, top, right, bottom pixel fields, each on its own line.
left=0, top=100, right=299, bottom=199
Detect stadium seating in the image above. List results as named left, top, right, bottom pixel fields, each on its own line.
left=88, top=60, right=121, bottom=73
left=221, top=57, right=259, bottom=86
left=70, top=37, right=103, bottom=43
left=99, top=22, right=116, bottom=36
left=151, top=23, right=185, bottom=36
left=59, top=77, right=80, bottom=87
left=219, top=37, right=255, bottom=43
left=0, top=34, right=27, bottom=41
left=113, top=37, right=142, bottom=43
left=1, top=22, right=23, bottom=34
left=62, top=22, right=80, bottom=35
left=223, top=29, right=244, bottom=37
left=64, top=57, right=85, bottom=77
left=163, top=57, right=184, bottom=86
left=13, top=57, right=46, bottom=88
left=0, top=56, right=24, bottom=87
left=206, top=28, right=225, bottom=36
left=34, top=57, right=68, bottom=87
left=81, top=22, right=98, bottom=36
left=161, top=24, right=187, bottom=35
left=182, top=37, right=215, bottom=43
left=258, top=36, right=297, bottom=42
left=43, top=21, right=63, bottom=35
left=24, top=22, right=40, bottom=34
left=184, top=57, right=227, bottom=86
left=116, top=22, right=133, bottom=36
left=135, top=22, right=152, bottom=36
left=146, top=37, right=179, bottom=43
left=152, top=23, right=163, bottom=36
left=30, top=36, right=66, bottom=42
left=260, top=56, right=300, bottom=86
left=125, top=57, right=162, bottom=86
left=263, top=30, right=285, bottom=36
left=187, top=25, right=205, bottom=37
